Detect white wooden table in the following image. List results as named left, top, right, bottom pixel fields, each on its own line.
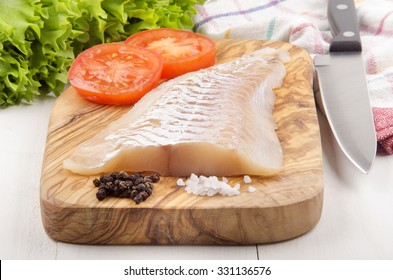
left=2, top=97, right=393, bottom=260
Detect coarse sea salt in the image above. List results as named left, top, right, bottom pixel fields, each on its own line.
left=248, top=186, right=256, bottom=193
left=178, top=173, right=240, bottom=196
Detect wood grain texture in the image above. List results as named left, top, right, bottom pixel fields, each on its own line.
left=40, top=39, right=323, bottom=245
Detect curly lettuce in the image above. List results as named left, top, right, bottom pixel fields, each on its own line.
left=0, top=0, right=205, bottom=108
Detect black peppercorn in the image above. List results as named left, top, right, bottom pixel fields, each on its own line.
left=143, top=176, right=152, bottom=183
left=145, top=187, right=152, bottom=196
left=133, top=193, right=144, bottom=204
left=144, top=181, right=153, bottom=189
left=101, top=174, right=114, bottom=183
left=136, top=183, right=145, bottom=192
left=118, top=171, right=128, bottom=180
left=139, top=191, right=149, bottom=200
left=93, top=178, right=101, bottom=187
left=130, top=190, right=138, bottom=199
left=119, top=181, right=127, bottom=189
left=150, top=172, right=160, bottom=183
left=134, top=177, right=143, bottom=185
left=112, top=186, right=121, bottom=197
left=96, top=188, right=107, bottom=201
left=94, top=171, right=159, bottom=204
left=125, top=180, right=133, bottom=188
left=128, top=174, right=137, bottom=182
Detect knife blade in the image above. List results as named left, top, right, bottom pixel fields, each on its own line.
left=314, top=0, right=376, bottom=173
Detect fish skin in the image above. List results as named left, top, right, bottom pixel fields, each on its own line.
left=63, top=48, right=290, bottom=177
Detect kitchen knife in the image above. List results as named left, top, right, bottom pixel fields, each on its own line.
left=314, top=0, right=376, bottom=173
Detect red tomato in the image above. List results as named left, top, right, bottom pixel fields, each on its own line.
left=125, top=28, right=216, bottom=79
left=68, top=42, right=163, bottom=105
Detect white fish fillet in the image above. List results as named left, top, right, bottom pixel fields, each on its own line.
left=64, top=48, right=290, bottom=177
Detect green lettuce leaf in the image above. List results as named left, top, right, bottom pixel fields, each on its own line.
left=0, top=0, right=206, bottom=108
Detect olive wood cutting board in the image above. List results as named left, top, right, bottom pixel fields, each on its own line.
left=40, top=39, right=323, bottom=245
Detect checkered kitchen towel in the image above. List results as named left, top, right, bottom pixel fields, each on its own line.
left=192, top=0, right=393, bottom=154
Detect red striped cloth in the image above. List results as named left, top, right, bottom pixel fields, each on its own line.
left=193, top=0, right=393, bottom=154
left=373, top=108, right=393, bottom=154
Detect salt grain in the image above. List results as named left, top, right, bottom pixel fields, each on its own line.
left=248, top=186, right=256, bottom=193
left=243, top=175, right=252, bottom=184
left=183, top=173, right=240, bottom=196
left=176, top=178, right=186, bottom=186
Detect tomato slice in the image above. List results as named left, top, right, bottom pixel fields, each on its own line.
left=68, top=42, right=163, bottom=105
left=125, top=28, right=216, bottom=79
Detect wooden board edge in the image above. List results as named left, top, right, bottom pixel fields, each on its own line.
left=40, top=186, right=323, bottom=245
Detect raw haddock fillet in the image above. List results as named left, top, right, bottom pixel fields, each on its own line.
left=64, top=48, right=290, bottom=177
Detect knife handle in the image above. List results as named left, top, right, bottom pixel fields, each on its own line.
left=328, top=0, right=362, bottom=52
